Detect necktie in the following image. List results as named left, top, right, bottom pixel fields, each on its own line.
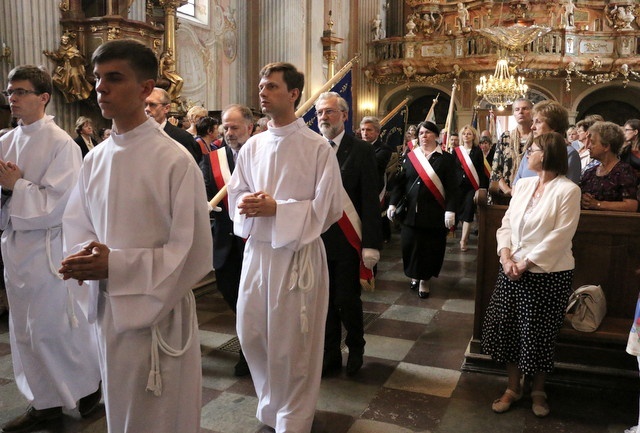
left=329, top=140, right=336, bottom=148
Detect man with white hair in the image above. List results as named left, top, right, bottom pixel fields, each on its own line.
left=317, top=92, right=382, bottom=377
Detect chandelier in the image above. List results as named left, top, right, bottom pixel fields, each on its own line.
left=476, top=57, right=528, bottom=111
left=474, top=24, right=550, bottom=110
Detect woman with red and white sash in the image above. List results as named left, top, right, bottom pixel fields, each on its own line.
left=454, top=125, right=490, bottom=252
left=386, top=121, right=458, bottom=299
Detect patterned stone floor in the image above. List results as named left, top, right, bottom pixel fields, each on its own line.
left=0, top=230, right=637, bottom=432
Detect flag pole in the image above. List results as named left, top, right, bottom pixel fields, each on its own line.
left=295, top=54, right=360, bottom=117
left=380, top=97, right=411, bottom=126
left=443, top=79, right=457, bottom=150
left=424, top=93, right=440, bottom=122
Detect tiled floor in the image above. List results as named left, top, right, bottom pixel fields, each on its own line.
left=0, top=230, right=638, bottom=432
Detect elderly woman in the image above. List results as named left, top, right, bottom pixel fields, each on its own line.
left=387, top=121, right=458, bottom=298
left=73, top=115, right=97, bottom=158
left=513, top=100, right=581, bottom=185
left=454, top=124, right=489, bottom=251
left=580, top=121, right=638, bottom=212
left=482, top=132, right=581, bottom=417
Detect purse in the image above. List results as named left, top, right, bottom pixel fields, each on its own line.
left=566, top=285, right=607, bottom=332
left=394, top=176, right=419, bottom=220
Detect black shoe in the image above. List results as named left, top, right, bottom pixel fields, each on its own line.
left=418, top=290, right=430, bottom=299
left=409, top=280, right=419, bottom=291
left=1, top=406, right=63, bottom=432
left=321, top=351, right=342, bottom=377
left=234, top=351, right=251, bottom=377
left=78, top=383, right=102, bottom=418
left=346, top=351, right=363, bottom=376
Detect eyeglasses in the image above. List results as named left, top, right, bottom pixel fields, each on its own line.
left=316, top=109, right=343, bottom=117
left=526, top=147, right=542, bottom=156
left=2, top=89, right=40, bottom=97
left=624, top=128, right=636, bottom=132
left=145, top=102, right=168, bottom=108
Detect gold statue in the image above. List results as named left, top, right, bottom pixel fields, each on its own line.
left=159, top=49, right=183, bottom=102
left=43, top=33, right=93, bottom=103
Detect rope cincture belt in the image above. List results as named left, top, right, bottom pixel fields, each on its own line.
left=289, top=243, right=315, bottom=334
left=146, top=290, right=198, bottom=396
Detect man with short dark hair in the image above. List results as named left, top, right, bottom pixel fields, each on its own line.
left=0, top=65, right=101, bottom=432
left=145, top=87, right=201, bottom=162
left=60, top=39, right=212, bottom=433
left=227, top=62, right=343, bottom=433
left=194, top=116, right=219, bottom=154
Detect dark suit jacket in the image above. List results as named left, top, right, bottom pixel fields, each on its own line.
left=322, top=134, right=383, bottom=259
left=200, top=147, right=244, bottom=270
left=371, top=138, right=394, bottom=194
left=454, top=146, right=490, bottom=190
left=390, top=149, right=458, bottom=229
left=164, top=122, right=201, bottom=163
left=74, top=135, right=98, bottom=158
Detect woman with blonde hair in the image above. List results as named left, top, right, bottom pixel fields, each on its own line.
left=73, top=115, right=97, bottom=158
left=453, top=124, right=489, bottom=251
left=185, top=105, right=207, bottom=137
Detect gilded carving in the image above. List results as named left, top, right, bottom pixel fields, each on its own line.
left=43, top=32, right=93, bottom=103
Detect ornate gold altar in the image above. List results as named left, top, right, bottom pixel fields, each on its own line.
left=366, top=1, right=640, bottom=93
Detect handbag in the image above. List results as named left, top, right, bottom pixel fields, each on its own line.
left=394, top=176, right=419, bottom=220
left=566, top=285, right=607, bottom=332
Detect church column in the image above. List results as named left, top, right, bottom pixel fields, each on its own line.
left=355, top=0, right=384, bottom=121
left=0, top=0, right=81, bottom=133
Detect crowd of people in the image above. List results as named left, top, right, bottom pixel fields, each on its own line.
left=0, top=37, right=640, bottom=433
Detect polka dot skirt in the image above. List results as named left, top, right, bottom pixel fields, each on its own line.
left=481, top=267, right=573, bottom=375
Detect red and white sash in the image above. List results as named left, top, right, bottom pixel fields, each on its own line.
left=336, top=189, right=374, bottom=280
left=196, top=137, right=210, bottom=155
left=208, top=147, right=232, bottom=209
left=406, top=148, right=446, bottom=209
left=454, top=146, right=480, bottom=191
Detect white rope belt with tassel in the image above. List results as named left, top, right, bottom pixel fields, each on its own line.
left=288, top=243, right=315, bottom=333
left=146, top=290, right=198, bottom=396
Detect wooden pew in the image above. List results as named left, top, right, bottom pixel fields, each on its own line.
left=463, top=190, right=640, bottom=389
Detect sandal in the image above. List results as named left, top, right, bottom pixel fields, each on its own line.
left=531, top=391, right=550, bottom=417
left=491, top=388, right=522, bottom=413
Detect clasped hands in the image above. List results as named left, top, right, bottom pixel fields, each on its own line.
left=580, top=193, right=598, bottom=210
left=237, top=191, right=276, bottom=218
left=59, top=241, right=110, bottom=285
left=500, top=256, right=527, bottom=281
left=0, top=160, right=22, bottom=191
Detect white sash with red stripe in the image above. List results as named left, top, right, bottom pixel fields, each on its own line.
left=209, top=147, right=232, bottom=208
left=336, top=189, right=374, bottom=280
left=406, top=148, right=446, bottom=209
left=454, top=146, right=480, bottom=191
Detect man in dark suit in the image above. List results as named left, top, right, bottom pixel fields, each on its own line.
left=145, top=87, right=201, bottom=163
left=360, top=115, right=396, bottom=242
left=200, top=104, right=254, bottom=377
left=316, top=92, right=382, bottom=376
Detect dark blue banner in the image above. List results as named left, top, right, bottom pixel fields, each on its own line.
left=380, top=104, right=408, bottom=151
left=303, top=70, right=353, bottom=134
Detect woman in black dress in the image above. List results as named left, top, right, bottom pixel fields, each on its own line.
left=453, top=124, right=489, bottom=251
left=387, top=121, right=458, bottom=298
